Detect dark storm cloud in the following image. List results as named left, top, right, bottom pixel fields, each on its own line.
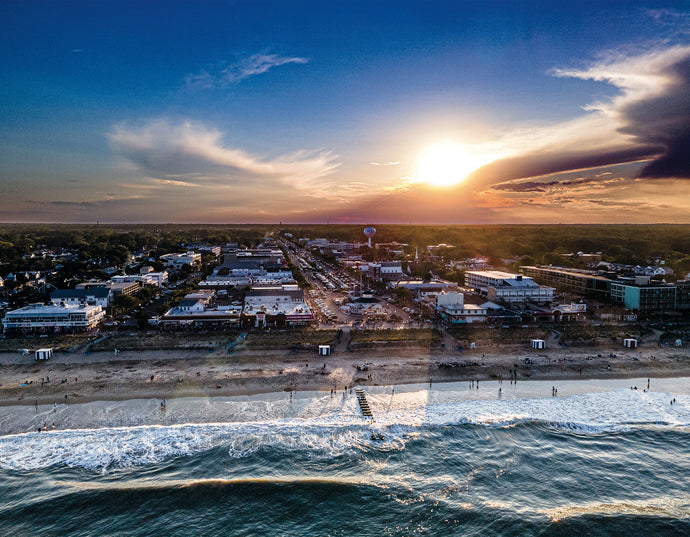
left=466, top=145, right=662, bottom=188
left=618, top=55, right=690, bottom=178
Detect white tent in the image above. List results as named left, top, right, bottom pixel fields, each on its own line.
left=35, top=348, right=53, bottom=360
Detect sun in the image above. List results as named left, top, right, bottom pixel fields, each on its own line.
left=417, top=142, right=489, bottom=187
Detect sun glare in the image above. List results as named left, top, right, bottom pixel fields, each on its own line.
left=417, top=142, right=490, bottom=187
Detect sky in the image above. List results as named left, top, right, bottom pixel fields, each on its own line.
left=1, top=0, right=689, bottom=224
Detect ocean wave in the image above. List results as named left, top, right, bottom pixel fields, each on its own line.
left=0, top=389, right=687, bottom=472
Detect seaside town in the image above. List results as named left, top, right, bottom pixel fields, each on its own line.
left=1, top=224, right=689, bottom=409
left=4, top=2, right=690, bottom=534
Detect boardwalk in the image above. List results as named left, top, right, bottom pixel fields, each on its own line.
left=355, top=388, right=373, bottom=418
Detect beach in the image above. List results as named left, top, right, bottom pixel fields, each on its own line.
left=2, top=350, right=690, bottom=536
left=0, top=339, right=687, bottom=412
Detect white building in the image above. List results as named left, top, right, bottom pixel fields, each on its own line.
left=110, top=271, right=168, bottom=287
left=142, top=271, right=168, bottom=287
left=435, top=292, right=487, bottom=323
left=243, top=285, right=313, bottom=326
left=2, top=303, right=105, bottom=333
left=161, top=290, right=242, bottom=325
left=466, top=270, right=554, bottom=306
left=160, top=251, right=202, bottom=269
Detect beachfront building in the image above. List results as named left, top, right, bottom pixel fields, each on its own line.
left=161, top=290, right=242, bottom=326
left=2, top=303, right=105, bottom=333
left=520, top=266, right=612, bottom=297
left=435, top=292, right=487, bottom=323
left=243, top=285, right=314, bottom=327
left=466, top=270, right=554, bottom=306
left=677, top=280, right=690, bottom=311
left=522, top=265, right=680, bottom=315
left=609, top=280, right=676, bottom=314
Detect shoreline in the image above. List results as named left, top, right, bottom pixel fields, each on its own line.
left=1, top=373, right=689, bottom=438
left=1, top=342, right=688, bottom=408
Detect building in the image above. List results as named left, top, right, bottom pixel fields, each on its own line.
left=435, top=292, right=487, bottom=323
left=466, top=270, right=554, bottom=306
left=161, top=303, right=242, bottom=325
left=160, top=251, right=202, bottom=269
left=141, top=271, right=168, bottom=287
left=413, top=285, right=453, bottom=300
left=161, top=290, right=242, bottom=325
left=610, top=280, right=676, bottom=314
left=676, top=280, right=690, bottom=311
left=393, top=280, right=459, bottom=293
left=522, top=265, right=680, bottom=315
left=109, top=271, right=168, bottom=287
left=76, top=280, right=140, bottom=297
left=243, top=285, right=313, bottom=326
left=364, top=261, right=404, bottom=282
left=51, top=287, right=112, bottom=308
left=520, top=266, right=612, bottom=297
left=2, top=303, right=105, bottom=333
left=222, top=248, right=284, bottom=266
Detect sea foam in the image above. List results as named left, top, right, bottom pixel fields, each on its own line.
left=0, top=386, right=687, bottom=472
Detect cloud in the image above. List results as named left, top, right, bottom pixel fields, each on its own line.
left=552, top=44, right=690, bottom=179
left=185, top=53, right=309, bottom=89
left=449, top=44, right=690, bottom=192
left=370, top=161, right=400, bottom=166
left=108, top=119, right=339, bottom=190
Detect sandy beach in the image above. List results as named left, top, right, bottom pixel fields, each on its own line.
left=1, top=339, right=688, bottom=409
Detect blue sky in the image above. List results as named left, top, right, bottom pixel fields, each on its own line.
left=1, top=1, right=689, bottom=223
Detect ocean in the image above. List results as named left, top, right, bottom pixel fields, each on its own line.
left=1, top=377, right=689, bottom=536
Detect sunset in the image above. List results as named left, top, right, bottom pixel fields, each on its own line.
left=2, top=5, right=690, bottom=532
left=1, top=1, right=689, bottom=223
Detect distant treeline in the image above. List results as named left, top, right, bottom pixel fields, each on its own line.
left=279, top=224, right=690, bottom=277
left=1, top=223, right=690, bottom=279
left=0, top=224, right=270, bottom=275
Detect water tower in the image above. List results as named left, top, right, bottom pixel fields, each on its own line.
left=363, top=226, right=376, bottom=248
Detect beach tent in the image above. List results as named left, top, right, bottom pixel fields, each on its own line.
left=530, top=339, right=546, bottom=349
left=623, top=338, right=638, bottom=348
left=318, top=345, right=331, bottom=356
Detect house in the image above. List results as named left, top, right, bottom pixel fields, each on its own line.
left=51, top=287, right=112, bottom=308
